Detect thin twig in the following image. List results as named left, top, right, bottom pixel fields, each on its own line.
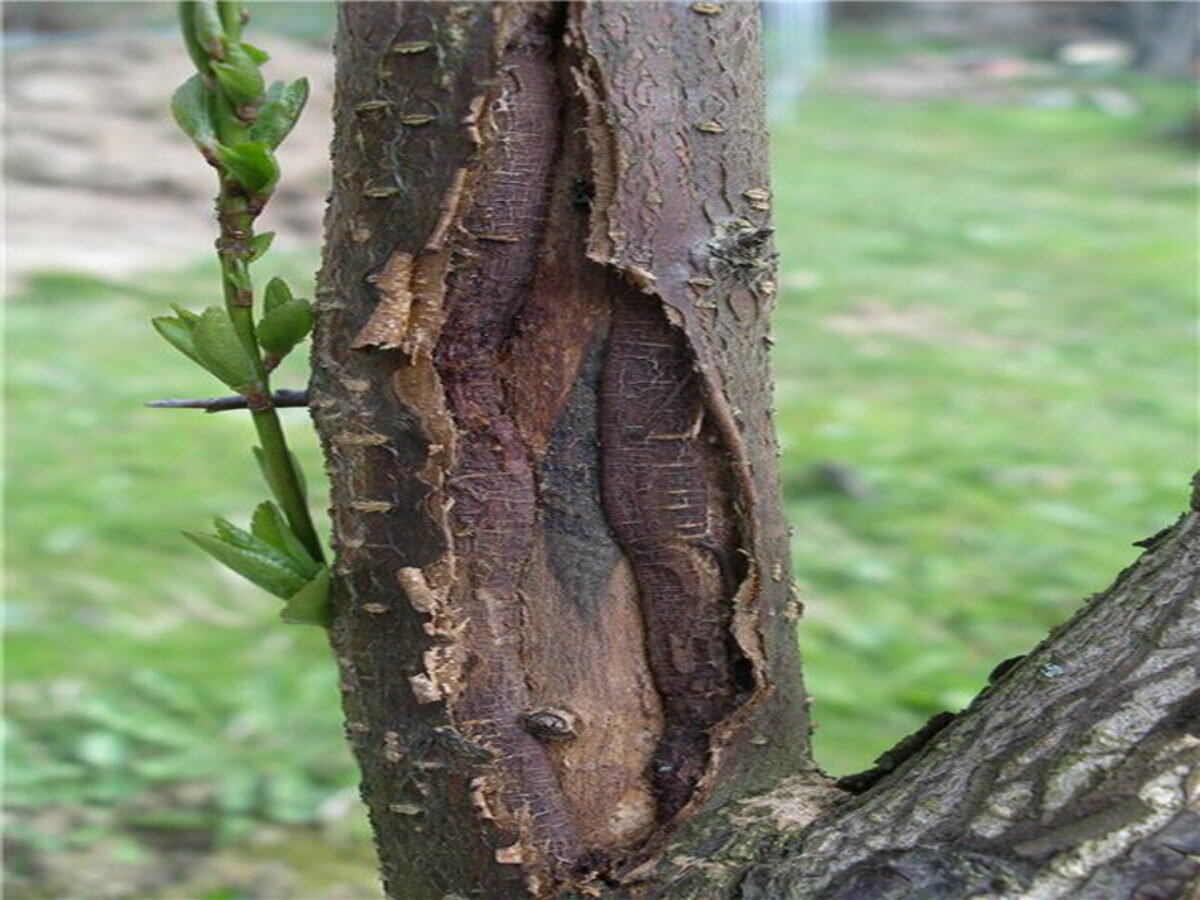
left=146, top=388, right=309, bottom=413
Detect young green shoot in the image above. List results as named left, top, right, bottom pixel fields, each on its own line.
left=151, top=0, right=328, bottom=626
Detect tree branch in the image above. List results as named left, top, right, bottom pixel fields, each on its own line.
left=145, top=388, right=309, bottom=413
left=636, top=480, right=1200, bottom=898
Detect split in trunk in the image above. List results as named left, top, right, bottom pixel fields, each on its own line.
left=310, top=3, right=1199, bottom=897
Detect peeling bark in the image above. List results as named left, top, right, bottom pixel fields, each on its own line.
left=311, top=3, right=1198, bottom=897
left=313, top=3, right=807, bottom=895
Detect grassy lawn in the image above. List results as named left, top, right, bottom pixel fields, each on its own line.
left=772, top=64, right=1196, bottom=771
left=5, top=257, right=382, bottom=896
left=5, top=39, right=1195, bottom=895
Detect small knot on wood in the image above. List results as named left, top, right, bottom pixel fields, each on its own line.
left=521, top=708, right=578, bottom=742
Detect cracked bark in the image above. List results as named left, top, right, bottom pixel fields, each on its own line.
left=310, top=3, right=1198, bottom=897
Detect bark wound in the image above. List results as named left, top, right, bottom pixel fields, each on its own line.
left=600, top=292, right=748, bottom=821
left=433, top=7, right=579, bottom=868
left=320, top=3, right=802, bottom=892
left=431, top=2, right=750, bottom=869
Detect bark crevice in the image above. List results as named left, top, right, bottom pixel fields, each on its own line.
left=312, top=4, right=1194, bottom=898
left=313, top=3, right=808, bottom=895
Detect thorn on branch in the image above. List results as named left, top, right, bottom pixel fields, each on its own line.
left=145, top=388, right=309, bottom=413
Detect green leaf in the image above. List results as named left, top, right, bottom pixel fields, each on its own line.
left=210, top=516, right=246, bottom=546
left=240, top=42, right=270, bottom=66
left=191, top=306, right=260, bottom=391
left=211, top=43, right=264, bottom=108
left=214, top=141, right=278, bottom=194
left=208, top=515, right=314, bottom=581
left=184, top=530, right=309, bottom=599
left=190, top=0, right=227, bottom=60
left=247, top=231, right=275, bottom=262
left=171, top=75, right=216, bottom=151
left=152, top=315, right=202, bottom=366
left=257, top=298, right=312, bottom=359
left=281, top=567, right=331, bottom=627
left=169, top=304, right=201, bottom=325
left=248, top=78, right=308, bottom=149
left=211, top=89, right=246, bottom=145
left=250, top=502, right=319, bottom=579
left=263, top=277, right=293, bottom=313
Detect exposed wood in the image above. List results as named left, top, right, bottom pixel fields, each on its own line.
left=311, top=3, right=809, bottom=895
left=311, top=3, right=1198, bottom=897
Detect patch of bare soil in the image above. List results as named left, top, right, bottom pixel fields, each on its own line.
left=4, top=33, right=334, bottom=290
left=823, top=298, right=1027, bottom=352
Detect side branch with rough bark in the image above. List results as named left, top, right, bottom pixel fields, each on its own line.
left=639, top=489, right=1200, bottom=898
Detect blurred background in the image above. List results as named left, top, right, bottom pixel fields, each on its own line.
left=5, top=2, right=1196, bottom=896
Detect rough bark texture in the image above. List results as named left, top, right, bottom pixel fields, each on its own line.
left=312, top=3, right=809, bottom=896
left=311, top=3, right=1198, bottom=898
left=629, top=492, right=1200, bottom=899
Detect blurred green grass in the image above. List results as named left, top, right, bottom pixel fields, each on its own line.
left=5, top=36, right=1196, bottom=895
left=5, top=256, right=381, bottom=895
left=772, top=68, right=1196, bottom=770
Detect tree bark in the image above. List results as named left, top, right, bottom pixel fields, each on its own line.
left=635, top=490, right=1200, bottom=899
left=310, top=3, right=1199, bottom=897
left=1125, top=2, right=1199, bottom=77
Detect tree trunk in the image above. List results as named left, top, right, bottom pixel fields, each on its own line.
left=310, top=3, right=1199, bottom=897
left=1125, top=1, right=1198, bottom=77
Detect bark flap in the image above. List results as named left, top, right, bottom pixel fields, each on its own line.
left=313, top=2, right=808, bottom=895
